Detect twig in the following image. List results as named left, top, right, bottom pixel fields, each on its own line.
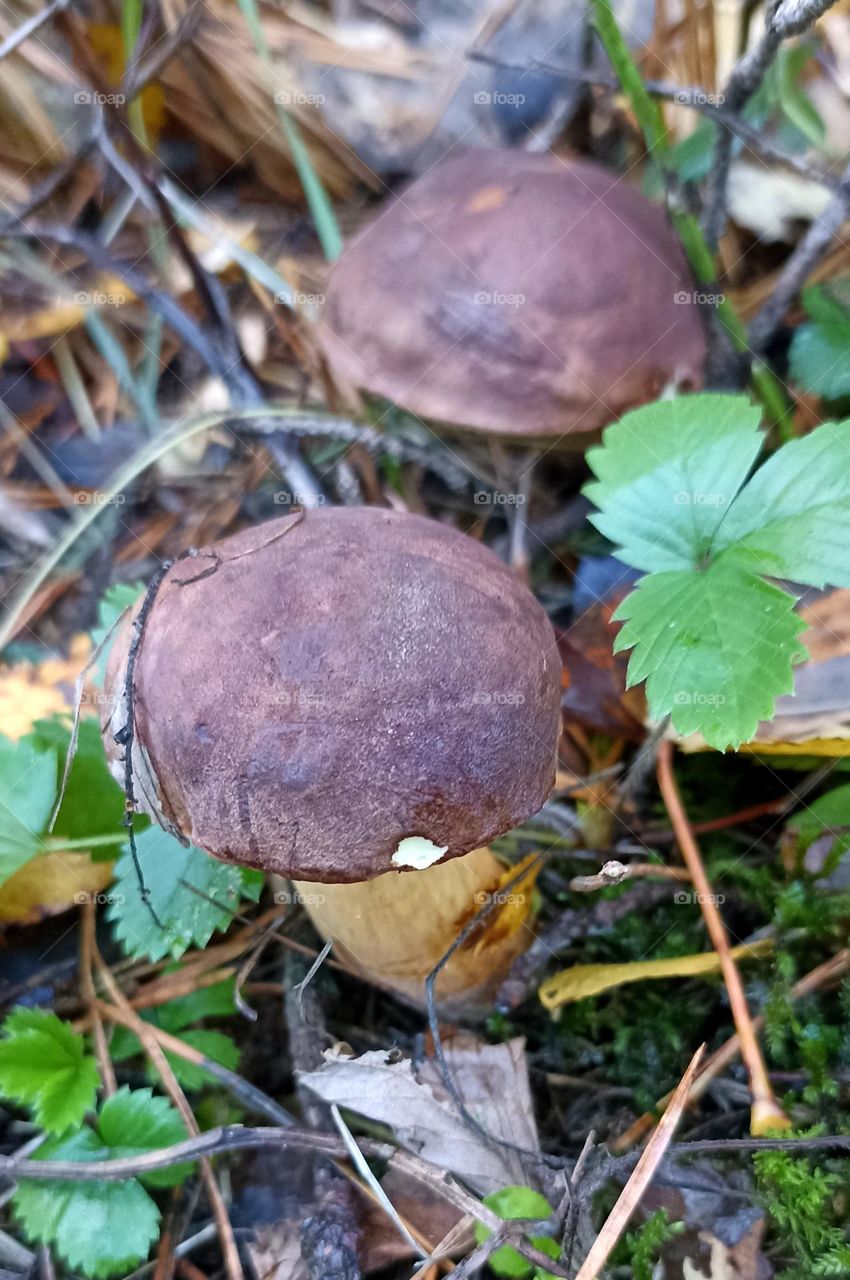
left=657, top=740, right=789, bottom=1134
left=93, top=956, right=245, bottom=1280
left=573, top=1046, right=704, bottom=1280
left=80, top=901, right=116, bottom=1097
left=703, top=0, right=841, bottom=245
left=0, top=0, right=69, bottom=61
left=95, top=998, right=295, bottom=1127
left=611, top=946, right=850, bottom=1151
left=496, top=882, right=673, bottom=1010
left=0, top=1127, right=389, bottom=1182
left=425, top=854, right=562, bottom=1166
left=469, top=51, right=839, bottom=186
left=749, top=159, right=850, bottom=352
left=284, top=950, right=361, bottom=1280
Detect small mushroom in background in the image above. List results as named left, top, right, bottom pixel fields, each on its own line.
left=101, top=507, right=561, bottom=1013
left=320, top=148, right=706, bottom=441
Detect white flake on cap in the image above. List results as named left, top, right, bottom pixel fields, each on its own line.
left=392, top=836, right=448, bottom=870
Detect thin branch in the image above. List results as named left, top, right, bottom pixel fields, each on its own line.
left=94, top=955, right=244, bottom=1280
left=749, top=158, right=850, bottom=351
left=95, top=999, right=295, bottom=1128
left=611, top=946, right=850, bottom=1152
left=657, top=740, right=789, bottom=1134
left=703, top=0, right=841, bottom=245
left=0, top=0, right=69, bottom=62
left=80, top=901, right=116, bottom=1097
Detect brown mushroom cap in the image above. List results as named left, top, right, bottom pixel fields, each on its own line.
left=101, top=507, right=561, bottom=883
left=320, top=148, right=706, bottom=439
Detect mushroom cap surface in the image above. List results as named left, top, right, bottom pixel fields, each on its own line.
left=102, top=507, right=561, bottom=882
left=320, top=148, right=706, bottom=438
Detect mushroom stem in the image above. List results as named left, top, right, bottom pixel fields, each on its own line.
left=291, top=847, right=536, bottom=1015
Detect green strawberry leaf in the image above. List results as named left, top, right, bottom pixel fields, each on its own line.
left=585, top=393, right=850, bottom=746
left=0, top=1008, right=100, bottom=1133
left=584, top=394, right=764, bottom=572
left=712, top=420, right=850, bottom=587
left=12, top=1087, right=191, bottom=1278
left=612, top=558, right=808, bottom=749
left=0, top=734, right=57, bottom=886
left=108, top=827, right=263, bottom=962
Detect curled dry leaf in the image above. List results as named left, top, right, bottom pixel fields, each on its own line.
left=299, top=1036, right=540, bottom=1197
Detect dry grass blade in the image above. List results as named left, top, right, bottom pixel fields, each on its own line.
left=573, top=1045, right=705, bottom=1280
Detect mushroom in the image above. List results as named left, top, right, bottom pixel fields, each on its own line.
left=320, top=148, right=705, bottom=440
left=101, top=506, right=561, bottom=1011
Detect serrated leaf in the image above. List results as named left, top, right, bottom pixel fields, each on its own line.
left=108, top=826, right=262, bottom=962
left=12, top=1087, right=190, bottom=1278
left=712, top=420, right=850, bottom=587
left=0, top=734, right=57, bottom=886
left=584, top=394, right=764, bottom=572
left=97, top=1086, right=192, bottom=1187
left=0, top=1008, right=99, bottom=1133
left=789, top=323, right=850, bottom=400
left=613, top=559, right=808, bottom=748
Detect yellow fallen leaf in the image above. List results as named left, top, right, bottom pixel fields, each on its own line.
left=1, top=274, right=137, bottom=342
left=539, top=938, right=773, bottom=1012
left=0, top=852, right=113, bottom=926
left=0, top=633, right=91, bottom=740
left=740, top=739, right=850, bottom=757
left=0, top=633, right=114, bottom=925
